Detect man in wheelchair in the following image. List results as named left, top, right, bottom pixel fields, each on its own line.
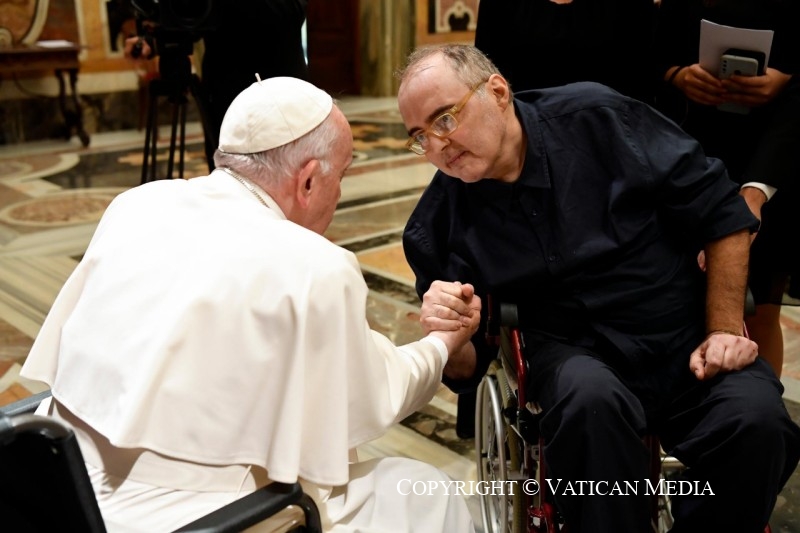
left=398, top=44, right=800, bottom=532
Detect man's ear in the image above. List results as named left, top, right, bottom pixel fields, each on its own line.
left=295, top=159, right=320, bottom=208
left=488, top=73, right=511, bottom=110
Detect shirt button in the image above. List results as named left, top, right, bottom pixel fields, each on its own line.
left=548, top=255, right=556, bottom=262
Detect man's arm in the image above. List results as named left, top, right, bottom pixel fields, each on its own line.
left=690, top=229, right=759, bottom=380
left=705, top=228, right=749, bottom=334
left=441, top=342, right=478, bottom=381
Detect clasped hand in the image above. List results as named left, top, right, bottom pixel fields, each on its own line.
left=689, top=331, right=759, bottom=381
left=421, top=280, right=481, bottom=334
left=420, top=281, right=481, bottom=378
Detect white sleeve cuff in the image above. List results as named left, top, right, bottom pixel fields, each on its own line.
left=422, top=335, right=448, bottom=365
left=741, top=182, right=777, bottom=201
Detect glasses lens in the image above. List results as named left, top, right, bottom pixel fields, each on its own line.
left=431, top=113, right=457, bottom=137
left=409, top=142, right=425, bottom=155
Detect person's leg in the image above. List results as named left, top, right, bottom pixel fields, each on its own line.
left=746, top=192, right=791, bottom=378
left=535, top=354, right=652, bottom=533
left=660, top=358, right=800, bottom=532
left=321, top=457, right=475, bottom=532
left=746, top=303, right=784, bottom=377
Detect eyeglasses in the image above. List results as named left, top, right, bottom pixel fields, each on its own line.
left=405, top=80, right=487, bottom=155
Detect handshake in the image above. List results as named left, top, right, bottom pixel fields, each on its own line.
left=420, top=280, right=482, bottom=380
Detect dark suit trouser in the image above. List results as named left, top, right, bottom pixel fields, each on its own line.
left=534, top=354, right=800, bottom=533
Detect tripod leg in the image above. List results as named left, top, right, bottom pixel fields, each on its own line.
left=167, top=100, right=180, bottom=180
left=178, top=99, right=186, bottom=180
left=149, top=96, right=159, bottom=181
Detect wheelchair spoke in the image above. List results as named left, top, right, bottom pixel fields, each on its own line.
left=476, top=375, right=516, bottom=533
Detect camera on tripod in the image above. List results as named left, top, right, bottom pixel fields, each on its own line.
left=130, top=0, right=215, bottom=89
left=129, top=0, right=216, bottom=183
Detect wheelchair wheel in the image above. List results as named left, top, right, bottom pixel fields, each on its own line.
left=655, top=454, right=682, bottom=532
left=476, top=371, right=526, bottom=533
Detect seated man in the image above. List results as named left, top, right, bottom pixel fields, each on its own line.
left=397, top=44, right=800, bottom=532
left=21, top=76, right=480, bottom=532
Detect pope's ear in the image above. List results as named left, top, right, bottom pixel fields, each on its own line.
left=295, top=159, right=320, bottom=208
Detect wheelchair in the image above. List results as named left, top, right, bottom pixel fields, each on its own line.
left=474, top=304, right=683, bottom=533
left=0, top=391, right=322, bottom=533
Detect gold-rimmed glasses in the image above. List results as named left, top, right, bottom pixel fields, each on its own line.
left=405, top=80, right=487, bottom=155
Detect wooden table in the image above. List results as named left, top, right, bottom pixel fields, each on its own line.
left=0, top=43, right=90, bottom=146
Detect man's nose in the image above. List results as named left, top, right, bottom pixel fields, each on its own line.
left=427, top=135, right=451, bottom=152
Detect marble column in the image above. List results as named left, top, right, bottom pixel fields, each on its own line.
left=359, top=0, right=414, bottom=97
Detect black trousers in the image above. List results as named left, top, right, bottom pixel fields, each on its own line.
left=533, top=351, right=800, bottom=533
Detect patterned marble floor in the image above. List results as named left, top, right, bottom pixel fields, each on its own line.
left=1, top=96, right=798, bottom=531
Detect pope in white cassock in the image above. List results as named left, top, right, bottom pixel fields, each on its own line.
left=21, top=76, right=480, bottom=532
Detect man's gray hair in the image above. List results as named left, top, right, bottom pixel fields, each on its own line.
left=397, top=44, right=506, bottom=93
left=213, top=108, right=341, bottom=188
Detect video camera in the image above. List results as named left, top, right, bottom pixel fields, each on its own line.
left=131, top=0, right=215, bottom=38
left=130, top=0, right=215, bottom=88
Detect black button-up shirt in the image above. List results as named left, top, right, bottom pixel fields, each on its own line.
left=403, top=82, right=758, bottom=395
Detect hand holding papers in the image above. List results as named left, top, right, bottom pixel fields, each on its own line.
left=699, top=20, right=773, bottom=114
left=699, top=19, right=773, bottom=75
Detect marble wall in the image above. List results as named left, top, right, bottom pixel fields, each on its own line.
left=359, top=0, right=414, bottom=96
left=0, top=0, right=480, bottom=143
left=0, top=0, right=80, bottom=46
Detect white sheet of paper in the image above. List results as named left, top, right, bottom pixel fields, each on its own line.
left=699, top=19, right=773, bottom=75
left=35, top=40, right=76, bottom=48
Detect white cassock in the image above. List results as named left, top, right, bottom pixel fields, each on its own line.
left=22, top=170, right=475, bottom=533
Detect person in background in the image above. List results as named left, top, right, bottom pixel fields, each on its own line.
left=20, top=76, right=478, bottom=532
left=397, top=43, right=800, bottom=532
left=474, top=0, right=658, bottom=103
left=654, top=0, right=800, bottom=377
left=201, top=0, right=308, bottom=161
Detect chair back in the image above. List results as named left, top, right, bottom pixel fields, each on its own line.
left=0, top=392, right=322, bottom=533
left=0, top=411, right=107, bottom=532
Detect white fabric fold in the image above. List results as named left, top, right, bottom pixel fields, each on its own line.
left=22, top=172, right=447, bottom=487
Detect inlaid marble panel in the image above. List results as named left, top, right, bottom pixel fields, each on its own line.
left=327, top=196, right=422, bottom=245
left=358, top=242, right=416, bottom=287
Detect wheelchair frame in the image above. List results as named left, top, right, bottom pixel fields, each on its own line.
left=0, top=391, right=322, bottom=533
left=474, top=304, right=683, bottom=533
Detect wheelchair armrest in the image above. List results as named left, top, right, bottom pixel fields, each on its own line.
left=486, top=297, right=519, bottom=345
left=745, top=286, right=756, bottom=317
left=174, top=481, right=322, bottom=533
left=0, top=390, right=52, bottom=417
left=499, top=303, right=519, bottom=328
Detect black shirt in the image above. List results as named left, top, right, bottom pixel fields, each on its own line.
left=403, top=82, right=758, bottom=395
